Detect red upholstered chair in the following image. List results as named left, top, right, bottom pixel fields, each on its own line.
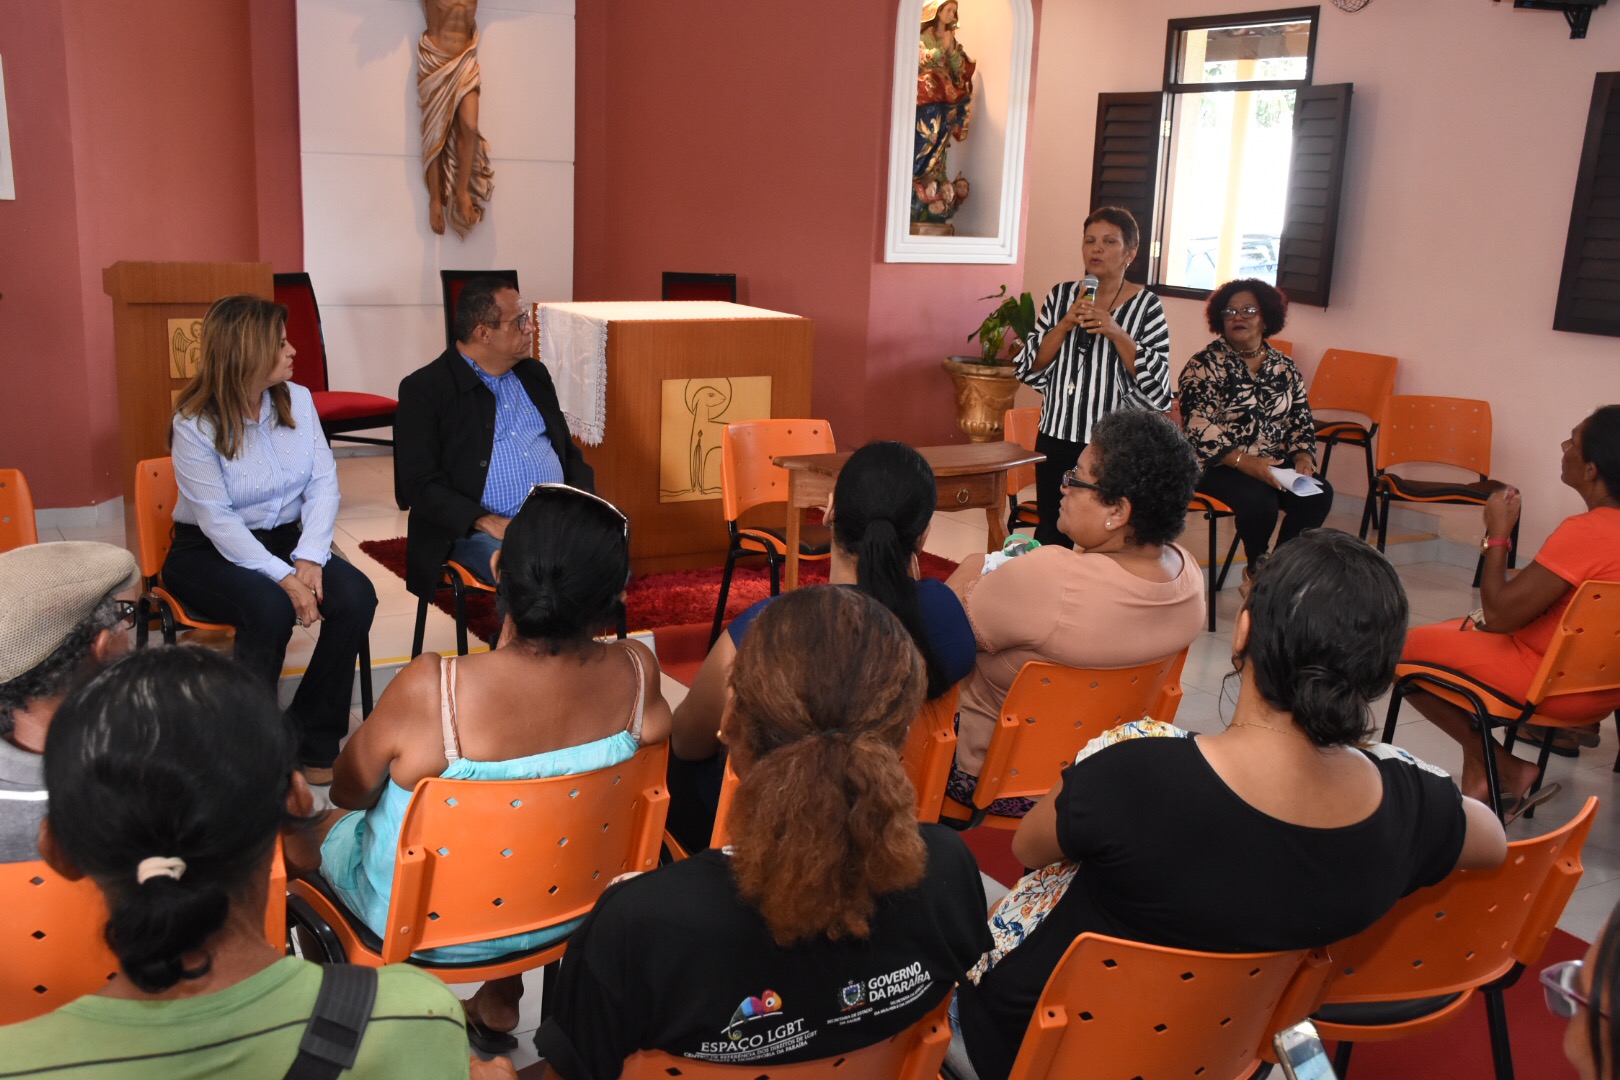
left=440, top=269, right=519, bottom=353
left=662, top=272, right=738, bottom=302
left=273, top=273, right=398, bottom=447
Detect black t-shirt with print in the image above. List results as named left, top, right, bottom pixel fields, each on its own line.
left=533, top=824, right=991, bottom=1080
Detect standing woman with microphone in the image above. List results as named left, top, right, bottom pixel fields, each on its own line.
left=1017, top=207, right=1172, bottom=549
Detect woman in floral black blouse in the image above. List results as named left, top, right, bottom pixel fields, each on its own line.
left=1178, top=279, right=1332, bottom=573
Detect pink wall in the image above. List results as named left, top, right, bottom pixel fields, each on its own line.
left=1023, top=0, right=1620, bottom=554
left=0, top=0, right=302, bottom=509
left=575, top=0, right=1039, bottom=449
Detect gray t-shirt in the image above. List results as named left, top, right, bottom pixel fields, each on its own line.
left=0, top=737, right=47, bottom=862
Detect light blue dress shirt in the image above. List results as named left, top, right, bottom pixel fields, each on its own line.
left=461, top=354, right=565, bottom=518
left=171, top=382, right=340, bottom=582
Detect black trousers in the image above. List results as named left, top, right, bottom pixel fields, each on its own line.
left=1194, top=465, right=1335, bottom=564
left=163, top=522, right=378, bottom=767
left=1033, top=431, right=1087, bottom=549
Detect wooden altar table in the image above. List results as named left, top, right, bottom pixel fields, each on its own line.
left=772, top=441, right=1045, bottom=589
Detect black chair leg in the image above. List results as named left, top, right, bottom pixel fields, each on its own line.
left=768, top=554, right=781, bottom=597
left=452, top=579, right=470, bottom=657
left=1214, top=533, right=1242, bottom=592
left=1484, top=987, right=1516, bottom=1080
left=710, top=551, right=739, bottom=649
left=358, top=637, right=374, bottom=717
left=135, top=596, right=151, bottom=649
left=412, top=596, right=429, bottom=659
left=1359, top=451, right=1379, bottom=540
left=1205, top=511, right=1218, bottom=633
left=1382, top=683, right=1406, bottom=743
left=1333, top=1039, right=1353, bottom=1077
left=1319, top=438, right=1336, bottom=477
left=1479, top=717, right=1506, bottom=821
left=1376, top=493, right=1391, bottom=553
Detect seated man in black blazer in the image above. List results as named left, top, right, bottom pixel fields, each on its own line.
left=395, top=277, right=594, bottom=601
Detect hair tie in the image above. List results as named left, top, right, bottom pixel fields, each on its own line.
left=136, top=856, right=187, bottom=884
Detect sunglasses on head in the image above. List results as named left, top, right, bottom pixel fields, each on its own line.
left=1542, top=959, right=1608, bottom=1020
left=520, top=483, right=630, bottom=540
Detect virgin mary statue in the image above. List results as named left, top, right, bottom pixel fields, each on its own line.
left=914, top=0, right=975, bottom=230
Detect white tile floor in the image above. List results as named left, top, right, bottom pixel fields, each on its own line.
left=54, top=450, right=1616, bottom=1068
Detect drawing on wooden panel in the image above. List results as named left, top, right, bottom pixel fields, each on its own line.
left=168, top=319, right=203, bottom=380
left=659, top=377, right=772, bottom=503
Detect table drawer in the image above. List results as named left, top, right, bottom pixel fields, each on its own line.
left=936, top=473, right=999, bottom=510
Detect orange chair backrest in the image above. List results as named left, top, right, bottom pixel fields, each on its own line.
left=2, top=840, right=291, bottom=1024
left=1269, top=337, right=1294, bottom=357
left=720, top=420, right=836, bottom=524
left=380, top=742, right=670, bottom=963
left=1527, top=582, right=1620, bottom=705
left=1003, top=407, right=1040, bottom=494
left=902, top=685, right=960, bottom=823
left=1006, top=933, right=1310, bottom=1080
left=1318, top=796, right=1596, bottom=1007
left=1375, top=395, right=1492, bottom=477
left=133, top=458, right=179, bottom=580
left=711, top=686, right=962, bottom=847
left=621, top=991, right=952, bottom=1079
left=0, top=469, right=39, bottom=552
left=976, top=652, right=1189, bottom=809
left=1308, top=349, right=1398, bottom=425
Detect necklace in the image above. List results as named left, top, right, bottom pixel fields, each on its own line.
left=1225, top=720, right=1315, bottom=742
left=1227, top=338, right=1265, bottom=360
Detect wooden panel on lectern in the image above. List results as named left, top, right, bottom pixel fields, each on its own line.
left=583, top=317, right=813, bottom=574
left=103, top=261, right=274, bottom=548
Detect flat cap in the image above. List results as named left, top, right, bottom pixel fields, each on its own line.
left=0, top=542, right=140, bottom=684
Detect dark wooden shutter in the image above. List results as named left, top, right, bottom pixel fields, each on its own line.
left=1090, top=92, right=1166, bottom=283
left=1554, top=72, right=1620, bottom=337
left=1276, top=83, right=1352, bottom=307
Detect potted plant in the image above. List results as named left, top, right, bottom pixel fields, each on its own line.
left=943, top=285, right=1036, bottom=442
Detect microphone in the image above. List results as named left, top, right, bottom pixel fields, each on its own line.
left=1079, top=275, right=1099, bottom=304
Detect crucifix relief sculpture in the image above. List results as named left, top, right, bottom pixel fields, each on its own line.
left=419, top=0, right=495, bottom=236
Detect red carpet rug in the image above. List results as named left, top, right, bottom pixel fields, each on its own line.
left=357, top=537, right=959, bottom=646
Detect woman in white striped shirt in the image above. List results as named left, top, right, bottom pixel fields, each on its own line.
left=1016, top=207, right=1172, bottom=548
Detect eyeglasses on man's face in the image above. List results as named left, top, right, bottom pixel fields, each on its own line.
left=491, top=307, right=533, bottom=333
left=1221, top=306, right=1261, bottom=320
left=1542, top=959, right=1608, bottom=1020
left=113, top=600, right=139, bottom=632
left=1060, top=468, right=1101, bottom=495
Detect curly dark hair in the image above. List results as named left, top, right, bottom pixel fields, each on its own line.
left=0, top=596, right=121, bottom=736
left=1088, top=410, right=1199, bottom=547
left=1204, top=277, right=1288, bottom=337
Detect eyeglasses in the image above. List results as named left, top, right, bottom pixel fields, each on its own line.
left=490, top=308, right=533, bottom=332
left=1221, top=306, right=1261, bottom=319
left=1060, top=468, right=1102, bottom=495
left=113, top=599, right=139, bottom=632
left=1542, top=959, right=1608, bottom=1020
left=521, top=483, right=630, bottom=540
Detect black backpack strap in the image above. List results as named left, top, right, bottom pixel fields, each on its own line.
left=283, top=964, right=380, bottom=1080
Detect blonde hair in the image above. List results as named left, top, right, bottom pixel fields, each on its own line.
left=173, top=296, right=294, bottom=459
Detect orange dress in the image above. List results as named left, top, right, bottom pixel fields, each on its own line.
left=1401, top=506, right=1620, bottom=719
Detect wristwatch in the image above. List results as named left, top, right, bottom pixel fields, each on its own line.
left=1480, top=535, right=1512, bottom=554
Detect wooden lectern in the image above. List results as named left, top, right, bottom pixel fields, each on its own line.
left=103, top=261, right=273, bottom=546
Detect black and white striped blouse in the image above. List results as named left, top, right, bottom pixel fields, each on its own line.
left=1014, top=282, right=1172, bottom=443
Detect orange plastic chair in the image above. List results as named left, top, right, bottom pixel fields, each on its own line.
left=1385, top=581, right=1620, bottom=820
left=709, top=420, right=836, bottom=647
left=940, top=652, right=1189, bottom=831
left=1268, top=337, right=1294, bottom=357
left=135, top=458, right=374, bottom=714
left=1003, top=933, right=1325, bottom=1080
left=1311, top=796, right=1597, bottom=1079
left=0, top=468, right=39, bottom=552
left=1003, top=406, right=1040, bottom=533
left=288, top=743, right=669, bottom=988
left=622, top=992, right=951, bottom=1079
left=1372, top=396, right=1516, bottom=586
left=1308, top=349, right=1398, bottom=539
left=3, top=842, right=290, bottom=1024
left=411, top=558, right=496, bottom=658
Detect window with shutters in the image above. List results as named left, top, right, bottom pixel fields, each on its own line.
left=1553, top=72, right=1620, bottom=338
left=1091, top=7, right=1352, bottom=307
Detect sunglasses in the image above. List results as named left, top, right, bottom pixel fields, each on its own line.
left=521, top=483, right=630, bottom=540
left=1542, top=959, right=1608, bottom=1020
left=1060, top=468, right=1102, bottom=495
